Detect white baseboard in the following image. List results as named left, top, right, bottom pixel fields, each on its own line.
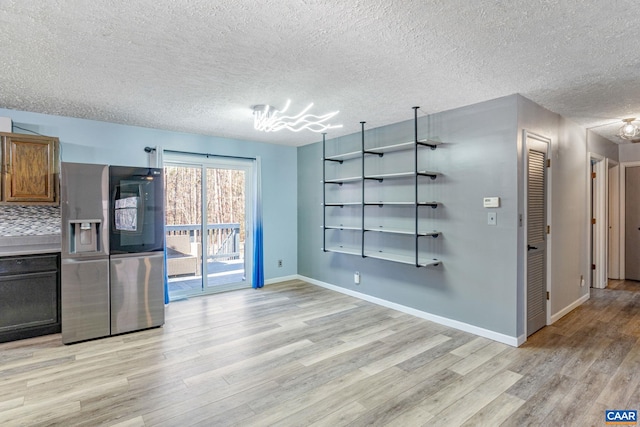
left=550, top=292, right=590, bottom=324
left=265, top=275, right=299, bottom=286
left=297, top=275, right=520, bottom=347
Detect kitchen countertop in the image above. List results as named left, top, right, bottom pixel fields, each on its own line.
left=0, top=235, right=61, bottom=257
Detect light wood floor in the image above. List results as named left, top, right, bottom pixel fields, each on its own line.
left=1, top=279, right=639, bottom=426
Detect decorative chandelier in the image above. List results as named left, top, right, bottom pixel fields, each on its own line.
left=252, top=100, right=342, bottom=133
left=618, top=118, right=640, bottom=141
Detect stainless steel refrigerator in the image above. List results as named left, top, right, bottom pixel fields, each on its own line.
left=61, top=162, right=165, bottom=344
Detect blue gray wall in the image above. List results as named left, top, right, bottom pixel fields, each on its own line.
left=618, top=140, right=640, bottom=162
left=588, top=130, right=619, bottom=162
left=299, top=94, right=603, bottom=342
left=298, top=95, right=521, bottom=338
left=0, top=108, right=298, bottom=281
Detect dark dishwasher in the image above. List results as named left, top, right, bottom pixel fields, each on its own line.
left=0, top=253, right=61, bottom=343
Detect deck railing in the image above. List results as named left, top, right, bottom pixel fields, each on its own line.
left=166, top=223, right=241, bottom=261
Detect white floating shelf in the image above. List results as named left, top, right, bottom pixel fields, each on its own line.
left=324, top=225, right=362, bottom=231
left=364, top=141, right=414, bottom=154
left=324, top=246, right=361, bottom=256
left=364, top=228, right=440, bottom=237
left=363, top=250, right=440, bottom=267
left=363, top=139, right=441, bottom=155
left=323, top=176, right=362, bottom=184
left=324, top=150, right=362, bottom=161
left=365, top=171, right=413, bottom=180
left=324, top=202, right=363, bottom=207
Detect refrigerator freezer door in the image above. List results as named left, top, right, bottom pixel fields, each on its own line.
left=61, top=258, right=110, bottom=344
left=61, top=162, right=109, bottom=258
left=110, top=252, right=165, bottom=335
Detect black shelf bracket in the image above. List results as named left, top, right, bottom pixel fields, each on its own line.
left=418, top=172, right=438, bottom=180
left=324, top=158, right=343, bottom=164
left=417, top=141, right=438, bottom=150
left=418, top=202, right=439, bottom=209
left=363, top=151, right=384, bottom=157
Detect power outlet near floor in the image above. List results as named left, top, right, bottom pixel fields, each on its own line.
left=277, top=259, right=283, bottom=268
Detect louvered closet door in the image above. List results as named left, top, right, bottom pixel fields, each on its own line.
left=526, top=135, right=548, bottom=336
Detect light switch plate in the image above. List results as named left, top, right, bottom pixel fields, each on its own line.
left=488, top=212, right=497, bottom=226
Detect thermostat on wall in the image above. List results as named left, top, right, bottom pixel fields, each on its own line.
left=483, top=197, right=500, bottom=208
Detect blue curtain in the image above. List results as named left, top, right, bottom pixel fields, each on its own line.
left=252, top=159, right=264, bottom=288
left=163, top=243, right=169, bottom=303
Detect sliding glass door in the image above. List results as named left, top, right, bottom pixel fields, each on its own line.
left=164, top=155, right=253, bottom=300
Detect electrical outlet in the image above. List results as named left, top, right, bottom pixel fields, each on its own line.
left=277, top=259, right=283, bottom=268
left=354, top=271, right=360, bottom=284
left=580, top=275, right=585, bottom=287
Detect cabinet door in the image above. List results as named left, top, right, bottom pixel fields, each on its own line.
left=2, top=134, right=58, bottom=203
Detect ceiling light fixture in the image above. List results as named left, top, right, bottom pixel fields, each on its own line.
left=252, top=100, right=342, bottom=133
left=618, top=118, right=640, bottom=140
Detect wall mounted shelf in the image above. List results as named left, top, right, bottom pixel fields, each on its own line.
left=323, top=176, right=362, bottom=185
left=324, top=150, right=362, bottom=162
left=322, top=107, right=443, bottom=268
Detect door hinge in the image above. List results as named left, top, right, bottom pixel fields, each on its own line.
left=546, top=291, right=550, bottom=300
left=591, top=218, right=596, bottom=225
left=547, top=225, right=550, bottom=234
left=592, top=264, right=596, bottom=270
left=547, top=159, right=551, bottom=168
left=592, top=172, right=596, bottom=179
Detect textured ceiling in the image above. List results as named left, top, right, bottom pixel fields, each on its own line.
left=1, top=0, right=639, bottom=146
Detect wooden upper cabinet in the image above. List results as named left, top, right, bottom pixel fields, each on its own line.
left=1, top=132, right=60, bottom=204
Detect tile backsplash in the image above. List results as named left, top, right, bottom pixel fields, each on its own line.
left=0, top=205, right=61, bottom=236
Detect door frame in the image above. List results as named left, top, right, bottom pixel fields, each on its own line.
left=163, top=153, right=255, bottom=297
left=619, top=161, right=640, bottom=280
left=588, top=153, right=607, bottom=288
left=523, top=130, right=552, bottom=336
left=608, top=161, right=620, bottom=280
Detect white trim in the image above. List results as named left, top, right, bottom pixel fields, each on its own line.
left=588, top=153, right=607, bottom=289
left=550, top=292, right=590, bottom=324
left=297, top=275, right=520, bottom=347
left=264, top=275, right=299, bottom=285
left=163, top=153, right=256, bottom=290
left=608, top=162, right=621, bottom=279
